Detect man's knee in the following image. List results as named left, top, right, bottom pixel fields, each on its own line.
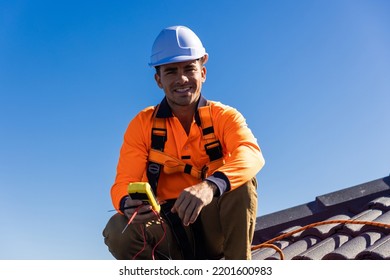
left=220, top=177, right=257, bottom=205
left=103, top=213, right=133, bottom=259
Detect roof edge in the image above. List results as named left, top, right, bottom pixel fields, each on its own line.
left=315, top=176, right=390, bottom=208
left=254, top=175, right=390, bottom=243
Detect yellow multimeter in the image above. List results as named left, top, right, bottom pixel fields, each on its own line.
left=127, top=182, right=160, bottom=213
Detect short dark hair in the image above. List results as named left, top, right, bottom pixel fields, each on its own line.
left=155, top=65, right=161, bottom=75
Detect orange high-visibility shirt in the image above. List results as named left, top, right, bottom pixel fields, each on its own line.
left=111, top=96, right=265, bottom=212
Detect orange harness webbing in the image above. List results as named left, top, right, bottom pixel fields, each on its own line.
left=147, top=102, right=225, bottom=192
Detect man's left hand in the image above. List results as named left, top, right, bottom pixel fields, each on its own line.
left=171, top=180, right=217, bottom=226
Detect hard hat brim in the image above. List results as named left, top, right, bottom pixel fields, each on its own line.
left=149, top=53, right=208, bottom=67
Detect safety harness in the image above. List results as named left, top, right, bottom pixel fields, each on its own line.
left=146, top=99, right=225, bottom=259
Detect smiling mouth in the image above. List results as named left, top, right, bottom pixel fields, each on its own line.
left=174, top=87, right=191, bottom=94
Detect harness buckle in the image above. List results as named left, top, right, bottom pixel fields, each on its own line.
left=201, top=165, right=209, bottom=180
left=204, top=140, right=223, bottom=161
left=151, top=128, right=167, bottom=151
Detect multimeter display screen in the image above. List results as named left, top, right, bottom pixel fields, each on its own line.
left=129, top=192, right=149, bottom=201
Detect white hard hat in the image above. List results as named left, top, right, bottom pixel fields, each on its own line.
left=149, top=26, right=207, bottom=67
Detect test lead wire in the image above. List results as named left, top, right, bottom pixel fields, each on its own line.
left=122, top=205, right=144, bottom=234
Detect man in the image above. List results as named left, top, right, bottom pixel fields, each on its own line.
left=103, top=25, right=265, bottom=260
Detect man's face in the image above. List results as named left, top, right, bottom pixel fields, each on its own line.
left=154, top=59, right=206, bottom=109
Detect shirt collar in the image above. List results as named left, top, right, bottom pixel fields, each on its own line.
left=155, top=94, right=208, bottom=120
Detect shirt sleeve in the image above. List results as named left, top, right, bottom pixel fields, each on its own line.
left=110, top=110, right=152, bottom=213
left=208, top=103, right=265, bottom=193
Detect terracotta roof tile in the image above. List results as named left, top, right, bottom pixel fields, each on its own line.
left=356, top=235, right=390, bottom=260
left=339, top=209, right=383, bottom=236
left=292, top=234, right=352, bottom=260
left=252, top=175, right=390, bottom=260
left=251, top=239, right=290, bottom=260
left=266, top=236, right=320, bottom=260
left=323, top=231, right=384, bottom=260
left=366, top=197, right=390, bottom=211
left=300, top=214, right=350, bottom=239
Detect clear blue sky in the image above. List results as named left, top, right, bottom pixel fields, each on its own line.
left=1, top=0, right=389, bottom=260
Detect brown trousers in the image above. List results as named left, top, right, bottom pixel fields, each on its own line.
left=103, top=178, right=257, bottom=260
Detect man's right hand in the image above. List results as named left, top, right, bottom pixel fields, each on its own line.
left=123, top=197, right=156, bottom=223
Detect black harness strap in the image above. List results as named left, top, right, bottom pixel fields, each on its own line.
left=146, top=100, right=224, bottom=259
left=147, top=104, right=194, bottom=259
left=147, top=107, right=166, bottom=195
